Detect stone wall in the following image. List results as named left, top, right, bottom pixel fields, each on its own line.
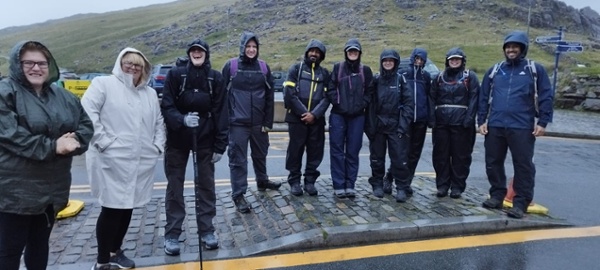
left=555, top=73, right=600, bottom=111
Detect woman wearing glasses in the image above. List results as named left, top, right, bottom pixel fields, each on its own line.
left=0, top=41, right=93, bottom=269
left=82, top=48, right=165, bottom=270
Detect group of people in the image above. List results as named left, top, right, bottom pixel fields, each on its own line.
left=0, top=29, right=553, bottom=270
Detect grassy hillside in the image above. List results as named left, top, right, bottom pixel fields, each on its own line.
left=0, top=0, right=598, bottom=77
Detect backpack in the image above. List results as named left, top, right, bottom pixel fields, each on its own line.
left=227, top=57, right=271, bottom=90
left=175, top=56, right=189, bottom=67
left=487, top=59, right=539, bottom=114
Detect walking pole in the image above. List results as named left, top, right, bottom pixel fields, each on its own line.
left=191, top=125, right=204, bottom=270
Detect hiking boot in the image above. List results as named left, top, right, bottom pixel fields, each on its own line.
left=506, top=207, right=525, bottom=219
left=91, top=264, right=117, bottom=270
left=345, top=188, right=356, bottom=198
left=290, top=182, right=303, bottom=196
left=109, top=249, right=135, bottom=269
left=233, top=195, right=251, bottom=213
left=257, top=180, right=282, bottom=191
left=407, top=186, right=414, bottom=197
left=163, top=238, right=180, bottom=256
left=372, top=185, right=384, bottom=198
left=304, top=182, right=318, bottom=196
left=395, top=189, right=408, bottom=203
left=201, top=232, right=219, bottom=250
left=450, top=190, right=462, bottom=199
left=436, top=189, right=448, bottom=198
left=482, top=198, right=503, bottom=209
left=334, top=189, right=346, bottom=198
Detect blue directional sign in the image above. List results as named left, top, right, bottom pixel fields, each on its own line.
left=557, top=45, right=584, bottom=53
left=558, top=41, right=582, bottom=46
left=535, top=36, right=561, bottom=43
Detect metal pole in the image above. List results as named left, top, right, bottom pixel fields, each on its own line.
left=551, top=27, right=563, bottom=93
left=527, top=0, right=532, bottom=38
left=191, top=126, right=204, bottom=270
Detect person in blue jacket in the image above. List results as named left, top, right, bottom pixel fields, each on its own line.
left=327, top=38, right=374, bottom=198
left=478, top=30, right=553, bottom=219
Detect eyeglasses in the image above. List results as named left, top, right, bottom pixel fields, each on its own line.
left=122, top=61, right=143, bottom=69
left=21, top=60, right=49, bottom=69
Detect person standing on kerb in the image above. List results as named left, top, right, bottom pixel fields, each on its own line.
left=162, top=38, right=228, bottom=255
left=478, top=30, right=553, bottom=219
left=327, top=38, right=374, bottom=198
left=365, top=49, right=414, bottom=202
left=283, top=39, right=330, bottom=196
left=222, top=31, right=281, bottom=213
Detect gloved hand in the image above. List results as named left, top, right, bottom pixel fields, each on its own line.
left=184, top=112, right=199, bottom=128
left=261, top=126, right=271, bottom=133
left=211, top=153, right=223, bottom=163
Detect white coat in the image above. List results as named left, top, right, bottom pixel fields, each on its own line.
left=82, top=48, right=166, bottom=209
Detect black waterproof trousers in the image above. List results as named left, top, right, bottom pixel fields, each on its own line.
left=164, top=146, right=216, bottom=239
left=485, top=127, right=536, bottom=211
left=286, top=122, right=325, bottom=185
left=407, top=121, right=429, bottom=180
left=432, top=124, right=476, bottom=193
left=368, top=132, right=411, bottom=191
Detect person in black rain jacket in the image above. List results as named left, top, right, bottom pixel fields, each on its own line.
left=365, top=49, right=414, bottom=202
left=283, top=39, right=330, bottom=196
left=430, top=47, right=479, bottom=199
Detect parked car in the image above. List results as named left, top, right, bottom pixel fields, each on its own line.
left=79, top=72, right=109, bottom=80
left=148, top=64, right=173, bottom=98
left=272, top=71, right=287, bottom=92
left=398, top=58, right=440, bottom=80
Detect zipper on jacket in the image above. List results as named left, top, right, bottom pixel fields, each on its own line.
left=413, top=66, right=418, bottom=122
left=308, top=63, right=315, bottom=111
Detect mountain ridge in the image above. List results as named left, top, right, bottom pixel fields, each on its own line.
left=0, top=0, right=599, bottom=75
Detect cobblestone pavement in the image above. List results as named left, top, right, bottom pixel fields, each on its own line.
left=47, top=175, right=566, bottom=270
left=44, top=109, right=597, bottom=269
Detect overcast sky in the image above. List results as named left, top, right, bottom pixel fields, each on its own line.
left=0, top=0, right=598, bottom=30
left=0, top=0, right=176, bottom=29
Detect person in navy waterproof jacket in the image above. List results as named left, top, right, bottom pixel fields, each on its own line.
left=478, top=30, right=554, bottom=219
left=327, top=38, right=374, bottom=198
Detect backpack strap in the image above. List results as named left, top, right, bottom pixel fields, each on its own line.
left=227, top=57, right=271, bottom=90
left=487, top=62, right=504, bottom=107
left=461, top=69, right=470, bottom=91
left=176, top=72, right=187, bottom=100
left=527, top=59, right=539, bottom=115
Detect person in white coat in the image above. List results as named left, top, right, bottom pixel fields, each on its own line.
left=82, top=47, right=166, bottom=270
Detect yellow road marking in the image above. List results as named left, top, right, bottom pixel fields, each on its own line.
left=70, top=172, right=436, bottom=194
left=136, top=226, right=600, bottom=270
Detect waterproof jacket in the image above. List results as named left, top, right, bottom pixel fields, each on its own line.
left=161, top=39, right=228, bottom=153
left=366, top=49, right=414, bottom=137
left=283, top=39, right=330, bottom=124
left=0, top=41, right=93, bottom=215
left=222, top=32, right=274, bottom=128
left=477, top=31, right=553, bottom=129
left=82, top=47, right=166, bottom=209
left=431, top=48, right=480, bottom=127
left=327, top=38, right=374, bottom=116
left=403, top=48, right=432, bottom=123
